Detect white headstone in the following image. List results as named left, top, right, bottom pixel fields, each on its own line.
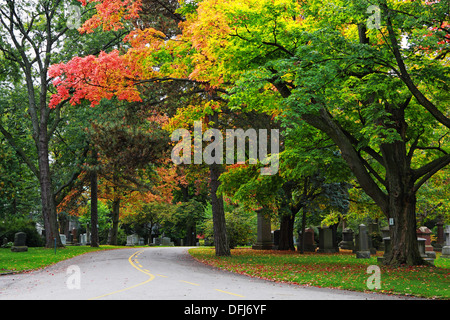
left=80, top=233, right=87, bottom=245
left=126, top=234, right=139, bottom=246
left=441, top=225, right=450, bottom=258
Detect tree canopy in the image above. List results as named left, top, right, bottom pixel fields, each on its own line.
left=0, top=0, right=448, bottom=266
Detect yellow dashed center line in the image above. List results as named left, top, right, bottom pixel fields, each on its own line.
left=88, top=249, right=245, bottom=299
left=214, top=289, right=245, bottom=298
left=180, top=280, right=200, bottom=286
left=89, top=249, right=155, bottom=300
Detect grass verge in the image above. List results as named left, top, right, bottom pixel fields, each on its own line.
left=189, top=247, right=450, bottom=300
left=0, top=245, right=123, bottom=274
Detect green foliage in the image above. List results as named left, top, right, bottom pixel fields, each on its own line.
left=0, top=217, right=44, bottom=247
left=78, top=200, right=113, bottom=244
left=160, top=200, right=205, bottom=241
left=202, top=203, right=256, bottom=248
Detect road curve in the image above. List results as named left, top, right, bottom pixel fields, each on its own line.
left=0, top=247, right=419, bottom=300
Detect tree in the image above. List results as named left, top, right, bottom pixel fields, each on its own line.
left=89, top=146, right=100, bottom=247
left=48, top=0, right=449, bottom=265
left=88, top=101, right=172, bottom=244
left=48, top=0, right=235, bottom=256
left=186, top=0, right=449, bottom=265
left=0, top=0, right=127, bottom=247
left=218, top=132, right=350, bottom=252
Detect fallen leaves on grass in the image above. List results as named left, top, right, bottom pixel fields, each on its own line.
left=189, top=248, right=449, bottom=299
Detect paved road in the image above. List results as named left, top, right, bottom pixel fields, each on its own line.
left=0, top=247, right=418, bottom=300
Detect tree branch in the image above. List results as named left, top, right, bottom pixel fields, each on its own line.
left=382, top=1, right=450, bottom=129
left=413, top=153, right=450, bottom=192
left=0, top=121, right=39, bottom=179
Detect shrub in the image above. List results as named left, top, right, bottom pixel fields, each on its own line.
left=0, top=217, right=44, bottom=247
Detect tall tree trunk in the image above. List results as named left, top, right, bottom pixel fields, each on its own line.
left=385, top=191, right=422, bottom=265
left=210, top=162, right=230, bottom=256
left=90, top=147, right=99, bottom=247
left=38, top=121, right=61, bottom=248
left=380, top=105, right=423, bottom=266
left=108, top=196, right=121, bottom=245
left=278, top=213, right=295, bottom=251
left=298, top=208, right=307, bottom=254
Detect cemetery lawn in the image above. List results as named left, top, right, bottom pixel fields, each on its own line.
left=189, top=248, right=450, bottom=300
left=0, top=246, right=123, bottom=274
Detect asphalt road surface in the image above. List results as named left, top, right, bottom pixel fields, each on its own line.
left=0, top=247, right=420, bottom=300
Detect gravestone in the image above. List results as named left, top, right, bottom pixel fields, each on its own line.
left=303, top=228, right=316, bottom=252
left=416, top=226, right=433, bottom=252
left=79, top=234, right=87, bottom=246
left=379, top=226, right=390, bottom=251
left=417, top=238, right=427, bottom=258
left=417, top=238, right=435, bottom=264
left=377, top=237, right=390, bottom=264
left=11, top=232, right=28, bottom=252
left=126, top=234, right=139, bottom=246
left=153, top=237, right=161, bottom=246
left=252, top=210, right=273, bottom=250
left=379, top=236, right=435, bottom=264
left=441, top=225, right=450, bottom=259
left=433, top=222, right=444, bottom=252
left=381, top=226, right=390, bottom=238
left=356, top=224, right=370, bottom=259
left=297, top=228, right=316, bottom=252
left=59, top=234, right=67, bottom=245
left=339, top=228, right=354, bottom=251
left=161, top=237, right=174, bottom=246
left=71, top=228, right=78, bottom=245
left=318, top=227, right=337, bottom=253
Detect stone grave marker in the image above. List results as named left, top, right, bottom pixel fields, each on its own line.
left=318, top=226, right=337, bottom=253
left=434, top=222, right=444, bottom=252
left=126, top=234, right=139, bottom=246
left=79, top=234, right=87, bottom=246
left=252, top=210, right=273, bottom=250
left=72, top=228, right=78, bottom=245
left=441, top=225, right=450, bottom=259
left=161, top=237, right=174, bottom=246
left=339, top=228, right=354, bottom=251
left=297, top=228, right=316, bottom=252
left=304, top=228, right=317, bottom=252
left=416, top=226, right=433, bottom=252
left=356, top=224, right=370, bottom=259
left=59, top=234, right=67, bottom=245
left=379, top=236, right=435, bottom=264
left=377, top=237, right=390, bottom=264
left=11, top=232, right=28, bottom=252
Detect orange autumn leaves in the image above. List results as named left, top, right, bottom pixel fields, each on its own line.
left=49, top=51, right=141, bottom=108
left=78, top=0, right=143, bottom=33
left=49, top=0, right=172, bottom=108
left=48, top=0, right=229, bottom=109
left=57, top=164, right=182, bottom=218
left=48, top=27, right=167, bottom=108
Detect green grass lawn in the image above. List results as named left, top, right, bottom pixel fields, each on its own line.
left=0, top=246, right=123, bottom=273
left=189, top=248, right=450, bottom=300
